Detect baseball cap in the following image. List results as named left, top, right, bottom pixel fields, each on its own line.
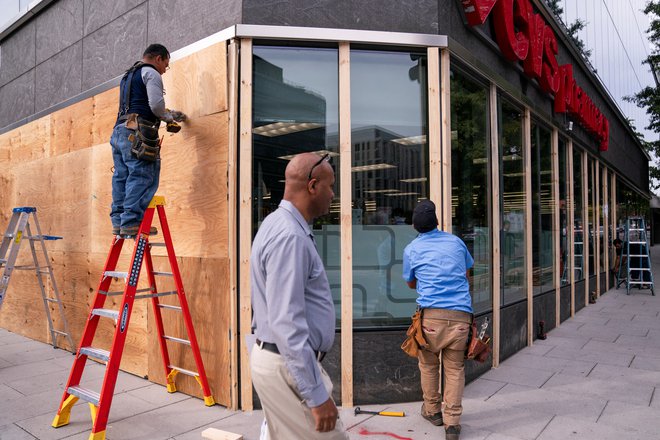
left=412, top=200, right=438, bottom=233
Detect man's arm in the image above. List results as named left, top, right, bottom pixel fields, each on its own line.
left=141, top=68, right=185, bottom=122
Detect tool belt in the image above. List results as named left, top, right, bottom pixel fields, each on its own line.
left=125, top=114, right=161, bottom=162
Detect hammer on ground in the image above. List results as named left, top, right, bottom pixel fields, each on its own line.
left=354, top=407, right=405, bottom=417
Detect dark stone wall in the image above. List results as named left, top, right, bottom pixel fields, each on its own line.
left=532, top=290, right=557, bottom=341
left=560, top=284, right=571, bottom=322
left=0, top=0, right=241, bottom=129
left=500, top=300, right=528, bottom=362
left=575, top=279, right=586, bottom=312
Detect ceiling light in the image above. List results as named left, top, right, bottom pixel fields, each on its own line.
left=278, top=149, right=340, bottom=161
left=390, top=135, right=427, bottom=145
left=351, top=163, right=396, bottom=172
left=253, top=121, right=323, bottom=137
left=400, top=177, right=428, bottom=183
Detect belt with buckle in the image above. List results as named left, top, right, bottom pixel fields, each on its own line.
left=256, top=339, right=326, bottom=362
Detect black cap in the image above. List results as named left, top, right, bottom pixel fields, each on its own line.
left=412, top=200, right=438, bottom=233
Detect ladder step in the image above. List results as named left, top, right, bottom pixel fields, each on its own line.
left=99, top=287, right=151, bottom=296
left=52, top=330, right=68, bottom=336
left=104, top=271, right=128, bottom=278
left=153, top=271, right=173, bottom=277
left=169, top=365, right=199, bottom=377
left=628, top=255, right=648, bottom=258
left=163, top=335, right=191, bottom=346
left=629, top=281, right=653, bottom=285
left=150, top=242, right=167, bottom=247
left=629, top=241, right=647, bottom=245
left=67, top=386, right=100, bottom=406
left=158, top=304, right=182, bottom=311
left=45, top=297, right=58, bottom=302
left=80, top=346, right=110, bottom=362
left=91, top=308, right=119, bottom=320
left=628, top=268, right=652, bottom=271
left=27, top=235, right=62, bottom=241
left=135, top=290, right=177, bottom=299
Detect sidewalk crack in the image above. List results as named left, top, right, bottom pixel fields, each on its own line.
left=596, top=400, right=609, bottom=422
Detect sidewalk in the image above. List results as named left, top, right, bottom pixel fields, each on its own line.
left=2, top=248, right=660, bottom=440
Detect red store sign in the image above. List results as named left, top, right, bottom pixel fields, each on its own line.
left=462, top=0, right=609, bottom=151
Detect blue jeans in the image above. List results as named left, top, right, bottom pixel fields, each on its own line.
left=110, top=124, right=161, bottom=228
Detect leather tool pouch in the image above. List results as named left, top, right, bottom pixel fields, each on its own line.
left=465, top=319, right=491, bottom=363
left=129, top=116, right=160, bottom=162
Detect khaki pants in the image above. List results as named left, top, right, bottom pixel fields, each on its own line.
left=251, top=344, right=349, bottom=440
left=418, top=308, right=471, bottom=426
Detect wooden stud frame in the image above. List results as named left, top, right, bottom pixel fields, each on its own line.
left=238, top=38, right=253, bottom=411
left=551, top=129, right=560, bottom=327
left=603, top=167, right=609, bottom=290
left=227, top=39, right=240, bottom=410
left=523, top=108, right=533, bottom=345
left=489, top=84, right=501, bottom=367
left=611, top=173, right=617, bottom=280
left=438, top=48, right=451, bottom=230
left=428, top=47, right=441, bottom=219
left=567, top=140, right=575, bottom=317
left=338, top=41, right=353, bottom=408
left=595, top=161, right=600, bottom=298
left=582, top=152, right=589, bottom=306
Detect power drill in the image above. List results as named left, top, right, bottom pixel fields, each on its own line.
left=166, top=121, right=181, bottom=133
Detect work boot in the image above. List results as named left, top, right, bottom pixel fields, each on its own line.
left=421, top=404, right=443, bottom=426
left=120, top=226, right=158, bottom=238
left=445, top=425, right=461, bottom=440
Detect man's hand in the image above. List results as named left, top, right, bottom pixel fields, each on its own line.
left=170, top=109, right=187, bottom=122
left=310, top=398, right=339, bottom=432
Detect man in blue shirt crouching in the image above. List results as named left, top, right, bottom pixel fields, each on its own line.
left=403, top=200, right=474, bottom=440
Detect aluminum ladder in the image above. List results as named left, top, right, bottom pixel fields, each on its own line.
left=617, top=216, right=654, bottom=296
left=51, top=196, right=215, bottom=440
left=0, top=207, right=74, bottom=350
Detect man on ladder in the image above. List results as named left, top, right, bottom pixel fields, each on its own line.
left=110, top=43, right=187, bottom=237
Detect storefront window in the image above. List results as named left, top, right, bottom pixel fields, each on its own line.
left=531, top=121, right=554, bottom=294
left=599, top=166, right=605, bottom=272
left=559, top=138, right=569, bottom=286
left=350, top=49, right=429, bottom=327
left=499, top=98, right=526, bottom=305
left=450, top=67, right=491, bottom=314
left=588, top=158, right=595, bottom=277
left=573, top=149, right=584, bottom=281
left=251, top=45, right=341, bottom=321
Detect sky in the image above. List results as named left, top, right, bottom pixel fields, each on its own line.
left=559, top=0, right=657, bottom=143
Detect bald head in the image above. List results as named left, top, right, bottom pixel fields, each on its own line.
left=283, top=152, right=335, bottom=222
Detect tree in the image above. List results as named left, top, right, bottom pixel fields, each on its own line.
left=544, top=0, right=592, bottom=60
left=626, top=0, right=660, bottom=190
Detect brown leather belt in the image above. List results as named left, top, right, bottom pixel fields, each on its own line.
left=256, top=338, right=326, bottom=362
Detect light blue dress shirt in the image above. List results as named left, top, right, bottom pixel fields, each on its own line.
left=402, top=229, right=474, bottom=313
left=250, top=200, right=335, bottom=407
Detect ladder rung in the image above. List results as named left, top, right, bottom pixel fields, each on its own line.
left=629, top=281, right=653, bottom=285
left=98, top=290, right=124, bottom=296
left=629, top=241, right=647, bottom=245
left=163, top=335, right=191, bottom=346
left=628, top=268, right=652, bottom=271
left=168, top=365, right=199, bottom=377
left=158, top=304, right=182, bottom=311
left=67, top=386, right=100, bottom=406
left=45, top=297, right=58, bottom=302
left=153, top=271, right=173, bottom=277
left=79, top=346, right=110, bottom=362
left=135, top=290, right=177, bottom=299
left=14, top=265, right=37, bottom=270
left=104, top=271, right=128, bottom=279
left=150, top=242, right=167, bottom=247
left=52, top=330, right=68, bottom=336
left=91, top=308, right=119, bottom=320
left=628, top=255, right=648, bottom=258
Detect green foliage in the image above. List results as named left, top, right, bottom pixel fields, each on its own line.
left=543, top=0, right=592, bottom=60
left=626, top=0, right=660, bottom=190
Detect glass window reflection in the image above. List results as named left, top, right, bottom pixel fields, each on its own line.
left=499, top=98, right=526, bottom=305
left=450, top=67, right=491, bottom=314
left=350, top=49, right=429, bottom=327
left=559, top=138, right=570, bottom=286
left=531, top=122, right=555, bottom=294
left=573, top=149, right=584, bottom=282
left=251, top=45, right=341, bottom=323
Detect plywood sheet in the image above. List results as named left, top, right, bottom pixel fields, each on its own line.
left=147, top=256, right=231, bottom=406
left=50, top=98, right=94, bottom=156
left=92, top=88, right=120, bottom=146
left=156, top=112, right=228, bottom=259
left=164, top=42, right=228, bottom=118
left=0, top=117, right=51, bottom=165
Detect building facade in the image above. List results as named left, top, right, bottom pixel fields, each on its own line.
left=0, top=0, right=651, bottom=410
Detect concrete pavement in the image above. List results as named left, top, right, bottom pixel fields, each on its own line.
left=2, top=247, right=660, bottom=439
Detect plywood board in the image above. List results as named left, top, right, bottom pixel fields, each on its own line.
left=50, top=98, right=94, bottom=156
left=163, top=42, right=228, bottom=119
left=2, top=117, right=51, bottom=164
left=92, top=88, right=120, bottom=146
left=147, top=256, right=231, bottom=406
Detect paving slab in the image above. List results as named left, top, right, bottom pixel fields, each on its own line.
left=537, top=414, right=643, bottom=440
left=544, top=346, right=634, bottom=367
left=541, top=371, right=653, bottom=406
left=500, top=352, right=595, bottom=376
left=480, top=365, right=555, bottom=388
left=0, top=423, right=37, bottom=439
left=598, top=400, right=660, bottom=435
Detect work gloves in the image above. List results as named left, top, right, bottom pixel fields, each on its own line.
left=170, top=110, right=187, bottom=122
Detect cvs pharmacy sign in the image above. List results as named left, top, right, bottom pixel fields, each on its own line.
left=462, top=0, right=609, bottom=151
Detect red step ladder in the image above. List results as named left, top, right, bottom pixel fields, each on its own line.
left=52, top=196, right=214, bottom=440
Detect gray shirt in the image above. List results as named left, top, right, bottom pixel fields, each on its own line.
left=141, top=66, right=175, bottom=122
left=250, top=200, right=335, bottom=407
